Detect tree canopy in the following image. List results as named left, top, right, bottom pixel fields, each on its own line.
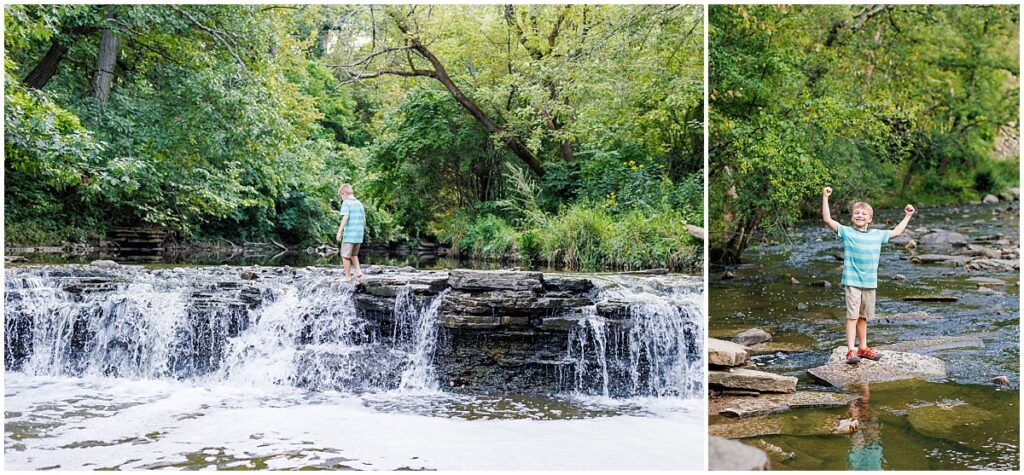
left=5, top=4, right=704, bottom=271
left=709, top=5, right=1019, bottom=264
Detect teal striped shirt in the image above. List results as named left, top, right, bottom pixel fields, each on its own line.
left=340, top=199, right=366, bottom=244
left=837, top=224, right=890, bottom=289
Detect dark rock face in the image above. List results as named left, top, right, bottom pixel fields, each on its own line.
left=4, top=265, right=703, bottom=398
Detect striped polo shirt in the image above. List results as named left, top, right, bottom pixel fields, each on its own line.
left=837, top=224, right=890, bottom=289
left=340, top=198, right=366, bottom=244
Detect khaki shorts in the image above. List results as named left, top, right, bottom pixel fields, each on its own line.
left=844, top=286, right=876, bottom=321
left=340, top=242, right=361, bottom=258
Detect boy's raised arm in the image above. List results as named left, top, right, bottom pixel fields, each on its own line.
left=890, top=204, right=916, bottom=238
left=822, top=187, right=840, bottom=232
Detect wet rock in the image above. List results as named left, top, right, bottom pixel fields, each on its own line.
left=796, top=302, right=809, bottom=311
left=807, top=347, right=945, bottom=387
left=878, top=336, right=984, bottom=353
left=833, top=251, right=844, bottom=261
left=240, top=271, right=258, bottom=280
left=789, top=276, right=800, bottom=285
left=991, top=376, right=1010, bottom=386
left=976, top=286, right=998, bottom=295
left=439, top=315, right=502, bottom=329
left=919, top=231, right=970, bottom=250
left=5, top=256, right=27, bottom=263
left=832, top=418, right=860, bottom=434
left=904, top=240, right=918, bottom=251
left=709, top=368, right=797, bottom=393
left=906, top=404, right=998, bottom=451
left=747, top=342, right=813, bottom=356
left=542, top=275, right=594, bottom=292
left=894, top=274, right=907, bottom=280
left=983, top=194, right=999, bottom=204
left=913, top=227, right=930, bottom=234
left=902, top=295, right=958, bottom=302
left=723, top=271, right=736, bottom=280
left=709, top=338, right=750, bottom=367
left=965, top=259, right=1019, bottom=273
left=910, top=254, right=972, bottom=265
left=733, top=328, right=772, bottom=346
left=90, top=260, right=119, bottom=268
left=717, top=391, right=856, bottom=418
left=966, top=276, right=1007, bottom=287
left=872, top=311, right=931, bottom=324
left=448, top=270, right=543, bottom=292
left=709, top=436, right=769, bottom=471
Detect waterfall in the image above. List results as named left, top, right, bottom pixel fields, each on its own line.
left=398, top=289, right=449, bottom=391
left=563, top=275, right=705, bottom=399
left=5, top=266, right=704, bottom=400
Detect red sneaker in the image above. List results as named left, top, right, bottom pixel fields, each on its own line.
left=845, top=350, right=861, bottom=364
left=858, top=347, right=881, bottom=361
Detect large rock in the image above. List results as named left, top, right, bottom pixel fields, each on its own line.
left=878, top=336, right=984, bottom=353
left=709, top=368, right=797, bottom=393
left=872, top=311, right=932, bottom=324
left=717, top=391, right=856, bottom=418
left=733, top=328, right=772, bottom=346
left=910, top=254, right=972, bottom=265
left=965, top=259, right=1019, bottom=272
left=709, top=338, right=749, bottom=367
left=448, top=270, right=544, bottom=292
left=983, top=194, right=1000, bottom=204
left=806, top=347, right=945, bottom=387
left=919, top=231, right=970, bottom=250
left=906, top=404, right=999, bottom=451
left=709, top=437, right=769, bottom=471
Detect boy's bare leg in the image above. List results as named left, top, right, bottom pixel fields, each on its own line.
left=846, top=319, right=858, bottom=353
left=342, top=256, right=352, bottom=280
left=857, top=318, right=868, bottom=350
left=352, top=255, right=362, bottom=277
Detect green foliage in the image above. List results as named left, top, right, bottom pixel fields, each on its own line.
left=5, top=4, right=705, bottom=272
left=710, top=5, right=1019, bottom=263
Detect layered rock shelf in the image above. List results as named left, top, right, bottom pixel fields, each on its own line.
left=4, top=263, right=702, bottom=397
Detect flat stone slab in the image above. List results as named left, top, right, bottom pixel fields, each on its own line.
left=807, top=347, right=946, bottom=387
left=733, top=328, right=772, bottom=346
left=448, top=269, right=543, bottom=292
left=966, top=276, right=1007, bottom=287
left=709, top=338, right=749, bottom=367
left=911, top=254, right=971, bottom=264
left=709, top=436, right=769, bottom=471
left=878, top=336, right=984, bottom=353
left=718, top=391, right=856, bottom=418
left=907, top=404, right=999, bottom=451
left=902, top=295, right=959, bottom=302
left=872, top=311, right=933, bottom=324
left=747, top=342, right=813, bottom=356
left=709, top=368, right=797, bottom=394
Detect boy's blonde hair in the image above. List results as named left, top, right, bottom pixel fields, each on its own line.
left=852, top=201, right=874, bottom=219
left=338, top=183, right=353, bottom=196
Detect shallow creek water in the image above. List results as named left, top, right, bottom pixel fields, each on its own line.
left=710, top=202, right=1020, bottom=470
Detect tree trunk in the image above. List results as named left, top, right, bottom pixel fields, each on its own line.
left=23, top=40, right=69, bottom=89
left=411, top=39, right=546, bottom=177
left=91, top=9, right=120, bottom=103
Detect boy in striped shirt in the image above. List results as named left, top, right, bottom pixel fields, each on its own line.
left=335, top=183, right=366, bottom=282
left=822, top=186, right=915, bottom=364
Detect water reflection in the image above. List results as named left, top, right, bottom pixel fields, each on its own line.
left=846, top=384, right=883, bottom=470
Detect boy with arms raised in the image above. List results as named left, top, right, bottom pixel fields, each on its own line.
left=822, top=186, right=915, bottom=364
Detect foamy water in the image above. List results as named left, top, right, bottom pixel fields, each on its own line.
left=4, top=373, right=703, bottom=470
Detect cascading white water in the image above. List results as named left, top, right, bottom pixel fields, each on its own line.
left=5, top=268, right=451, bottom=393
left=398, top=289, right=449, bottom=391
left=563, top=275, right=704, bottom=399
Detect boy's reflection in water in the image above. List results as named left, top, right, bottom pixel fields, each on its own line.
left=847, top=383, right=885, bottom=470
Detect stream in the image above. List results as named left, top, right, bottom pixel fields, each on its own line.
left=710, top=202, right=1019, bottom=470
